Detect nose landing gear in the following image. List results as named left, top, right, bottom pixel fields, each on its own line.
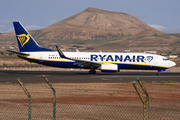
left=157, top=69, right=166, bottom=75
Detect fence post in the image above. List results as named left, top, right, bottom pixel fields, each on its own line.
left=43, top=75, right=56, bottom=120
left=17, top=77, right=32, bottom=120
left=132, top=77, right=149, bottom=120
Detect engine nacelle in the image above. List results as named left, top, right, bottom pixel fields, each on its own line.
left=100, top=64, right=118, bottom=72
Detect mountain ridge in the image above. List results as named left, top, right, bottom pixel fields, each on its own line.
left=0, top=7, right=180, bottom=54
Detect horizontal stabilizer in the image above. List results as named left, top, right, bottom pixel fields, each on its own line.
left=7, top=50, right=30, bottom=56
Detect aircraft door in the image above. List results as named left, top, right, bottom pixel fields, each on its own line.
left=39, top=54, right=43, bottom=62
left=154, top=56, right=158, bottom=64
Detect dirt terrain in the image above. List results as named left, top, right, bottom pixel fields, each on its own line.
left=0, top=83, right=180, bottom=119
left=0, top=55, right=40, bottom=67
left=1, top=83, right=180, bottom=100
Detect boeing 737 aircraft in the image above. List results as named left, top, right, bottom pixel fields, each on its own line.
left=8, top=22, right=176, bottom=74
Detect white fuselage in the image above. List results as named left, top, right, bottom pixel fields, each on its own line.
left=18, top=51, right=176, bottom=71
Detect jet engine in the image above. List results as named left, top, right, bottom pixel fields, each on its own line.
left=100, top=64, right=118, bottom=72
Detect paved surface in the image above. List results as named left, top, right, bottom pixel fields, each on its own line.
left=0, top=70, right=180, bottom=83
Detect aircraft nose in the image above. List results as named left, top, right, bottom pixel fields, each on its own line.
left=170, top=61, right=176, bottom=67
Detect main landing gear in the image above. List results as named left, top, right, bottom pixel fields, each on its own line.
left=156, top=72, right=160, bottom=75
left=89, top=69, right=96, bottom=74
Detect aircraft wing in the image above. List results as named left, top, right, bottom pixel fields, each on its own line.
left=56, top=46, right=101, bottom=68
left=7, top=50, right=30, bottom=56
left=73, top=59, right=101, bottom=68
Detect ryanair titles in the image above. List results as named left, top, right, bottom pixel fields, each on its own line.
left=90, top=54, right=153, bottom=62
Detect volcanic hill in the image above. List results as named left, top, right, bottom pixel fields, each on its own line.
left=33, top=7, right=164, bottom=40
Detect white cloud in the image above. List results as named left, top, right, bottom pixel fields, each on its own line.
left=0, top=20, right=11, bottom=33
left=162, top=28, right=180, bottom=34
left=134, top=13, right=147, bottom=19
left=0, top=19, right=21, bottom=33
left=0, top=24, right=42, bottom=33
left=149, top=24, right=165, bottom=31
left=3, top=28, right=14, bottom=33
left=25, top=25, right=42, bottom=31
left=149, top=24, right=180, bottom=34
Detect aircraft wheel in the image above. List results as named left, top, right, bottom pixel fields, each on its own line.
left=156, top=72, right=160, bottom=75
left=89, top=69, right=96, bottom=74
left=93, top=70, right=96, bottom=74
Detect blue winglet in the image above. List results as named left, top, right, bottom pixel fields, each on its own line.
left=56, top=46, right=66, bottom=58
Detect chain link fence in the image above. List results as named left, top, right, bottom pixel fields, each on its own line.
left=0, top=80, right=180, bottom=120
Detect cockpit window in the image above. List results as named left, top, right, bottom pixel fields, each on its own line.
left=163, top=58, right=169, bottom=61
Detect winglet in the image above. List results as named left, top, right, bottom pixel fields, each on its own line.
left=56, top=46, right=66, bottom=58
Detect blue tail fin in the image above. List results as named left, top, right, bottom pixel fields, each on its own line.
left=13, top=22, right=53, bottom=52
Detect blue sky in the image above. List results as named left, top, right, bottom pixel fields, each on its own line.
left=0, top=0, right=180, bottom=33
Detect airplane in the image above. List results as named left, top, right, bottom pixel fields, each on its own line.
left=8, top=21, right=176, bottom=74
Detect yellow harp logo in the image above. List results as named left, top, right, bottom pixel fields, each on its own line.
left=17, top=34, right=30, bottom=48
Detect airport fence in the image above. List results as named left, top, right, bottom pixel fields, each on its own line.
left=0, top=77, right=179, bottom=120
